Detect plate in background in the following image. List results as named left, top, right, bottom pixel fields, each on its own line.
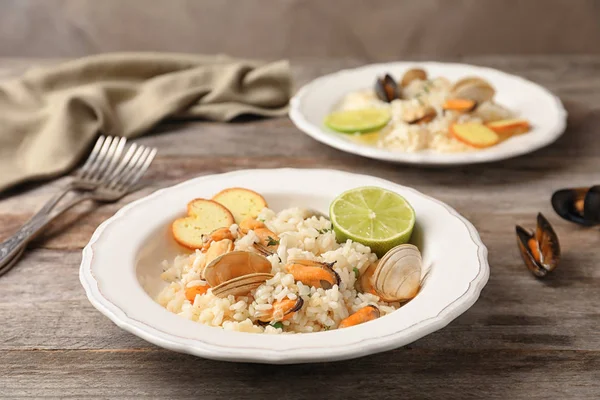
left=290, top=62, right=567, bottom=165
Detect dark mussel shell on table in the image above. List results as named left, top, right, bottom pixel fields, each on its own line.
left=374, top=74, right=399, bottom=102
left=516, top=213, right=560, bottom=278
left=551, top=186, right=600, bottom=226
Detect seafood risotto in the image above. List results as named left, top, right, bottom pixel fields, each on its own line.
left=326, top=68, right=531, bottom=153
left=157, top=187, right=422, bottom=334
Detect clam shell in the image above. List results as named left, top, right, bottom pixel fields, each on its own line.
left=372, top=244, right=422, bottom=302
left=211, top=273, right=274, bottom=298
left=450, top=77, right=495, bottom=104
left=400, top=68, right=427, bottom=87
left=204, top=251, right=272, bottom=287
left=200, top=239, right=234, bottom=278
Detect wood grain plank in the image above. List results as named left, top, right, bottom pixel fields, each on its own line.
left=0, top=349, right=598, bottom=399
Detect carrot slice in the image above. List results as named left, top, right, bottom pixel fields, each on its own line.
left=443, top=98, right=476, bottom=112
left=451, top=123, right=499, bottom=148
left=486, top=119, right=530, bottom=139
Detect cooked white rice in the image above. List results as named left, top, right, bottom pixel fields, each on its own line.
left=156, top=207, right=400, bottom=334
left=337, top=76, right=514, bottom=153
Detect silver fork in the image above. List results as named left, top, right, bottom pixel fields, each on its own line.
left=0, top=136, right=157, bottom=276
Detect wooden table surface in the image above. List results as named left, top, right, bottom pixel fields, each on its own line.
left=1, top=56, right=599, bottom=399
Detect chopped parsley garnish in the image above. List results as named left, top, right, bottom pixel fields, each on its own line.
left=353, top=267, right=360, bottom=278
left=317, top=228, right=332, bottom=234
left=324, top=326, right=331, bottom=331
left=266, top=236, right=280, bottom=246
left=271, top=321, right=284, bottom=329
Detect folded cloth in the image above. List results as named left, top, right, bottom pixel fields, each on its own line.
left=0, top=52, right=291, bottom=192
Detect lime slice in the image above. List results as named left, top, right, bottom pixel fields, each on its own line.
left=329, top=187, right=416, bottom=257
left=324, top=108, right=391, bottom=134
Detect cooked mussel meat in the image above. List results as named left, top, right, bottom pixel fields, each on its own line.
left=551, top=186, right=600, bottom=226
left=338, top=305, right=380, bottom=328
left=255, top=297, right=304, bottom=323
left=516, top=213, right=560, bottom=278
left=286, top=259, right=341, bottom=289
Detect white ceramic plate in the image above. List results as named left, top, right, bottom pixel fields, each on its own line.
left=290, top=62, right=567, bottom=165
left=80, top=169, right=489, bottom=364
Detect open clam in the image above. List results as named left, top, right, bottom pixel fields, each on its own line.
left=203, top=251, right=274, bottom=297
left=400, top=68, right=427, bottom=87
left=375, top=74, right=399, bottom=102
left=516, top=213, right=560, bottom=278
left=370, top=244, right=422, bottom=302
left=212, top=273, right=274, bottom=298
left=286, top=259, right=341, bottom=289
left=551, top=186, right=600, bottom=226
left=450, top=77, right=495, bottom=105
left=200, top=238, right=234, bottom=274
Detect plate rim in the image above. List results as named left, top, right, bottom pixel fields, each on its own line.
left=79, top=168, right=490, bottom=363
left=289, top=61, right=567, bottom=165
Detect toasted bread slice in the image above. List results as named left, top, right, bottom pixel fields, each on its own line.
left=451, top=122, right=499, bottom=148
left=486, top=118, right=530, bottom=140
left=172, top=199, right=234, bottom=249
left=212, top=188, right=268, bottom=224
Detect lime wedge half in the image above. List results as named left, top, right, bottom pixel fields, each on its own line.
left=329, top=187, right=416, bottom=257
left=324, top=108, right=391, bottom=134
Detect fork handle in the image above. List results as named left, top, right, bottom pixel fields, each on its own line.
left=0, top=191, right=91, bottom=271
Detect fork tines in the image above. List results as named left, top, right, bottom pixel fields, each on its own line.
left=77, top=135, right=157, bottom=191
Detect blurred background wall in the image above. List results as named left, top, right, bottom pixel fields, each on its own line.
left=0, top=0, right=599, bottom=59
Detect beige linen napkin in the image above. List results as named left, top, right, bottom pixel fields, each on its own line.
left=0, top=52, right=291, bottom=192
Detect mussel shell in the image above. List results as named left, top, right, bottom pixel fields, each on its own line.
left=375, top=74, right=399, bottom=102
left=551, top=186, right=600, bottom=226
left=516, top=225, right=547, bottom=277
left=535, top=213, right=560, bottom=271
left=515, top=213, right=560, bottom=278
